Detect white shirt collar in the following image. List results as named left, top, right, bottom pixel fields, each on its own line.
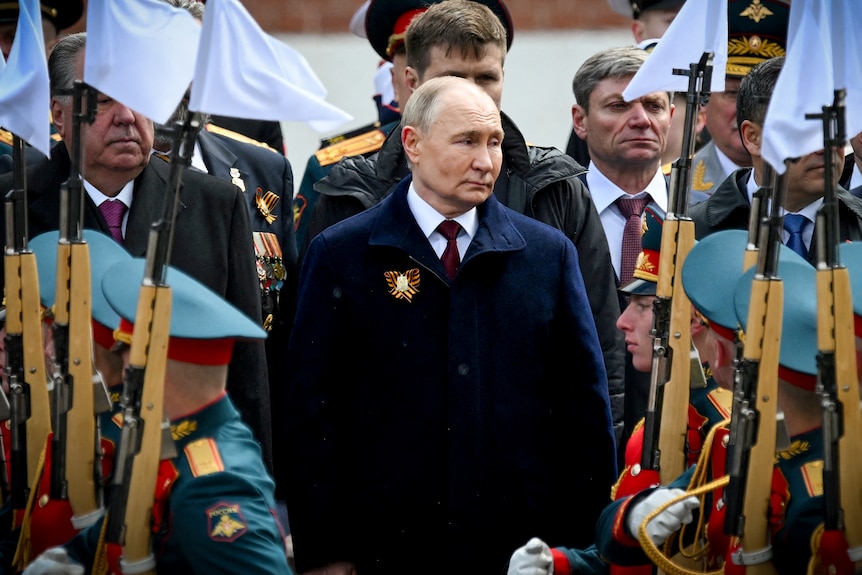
left=586, top=164, right=668, bottom=214
left=84, top=178, right=134, bottom=207
left=406, top=181, right=478, bottom=240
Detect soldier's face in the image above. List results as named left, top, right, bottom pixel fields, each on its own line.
left=617, top=294, right=655, bottom=373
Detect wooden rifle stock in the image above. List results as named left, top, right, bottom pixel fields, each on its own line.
left=104, top=114, right=200, bottom=574
left=642, top=54, right=711, bottom=485
left=49, top=82, right=105, bottom=528
left=3, top=135, right=49, bottom=512
left=723, top=169, right=786, bottom=575
left=809, top=90, right=862, bottom=572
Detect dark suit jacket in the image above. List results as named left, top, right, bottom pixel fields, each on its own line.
left=0, top=143, right=273, bottom=468
left=690, top=167, right=862, bottom=259
left=196, top=128, right=298, bottom=493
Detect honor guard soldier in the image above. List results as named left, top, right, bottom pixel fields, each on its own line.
left=593, top=244, right=826, bottom=575
left=17, top=230, right=132, bottom=565
left=23, top=258, right=292, bottom=575
left=292, top=0, right=435, bottom=255
left=690, top=0, right=789, bottom=196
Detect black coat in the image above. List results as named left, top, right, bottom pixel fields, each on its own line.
left=310, top=112, right=627, bottom=450
left=284, top=176, right=616, bottom=574
left=0, top=143, right=273, bottom=468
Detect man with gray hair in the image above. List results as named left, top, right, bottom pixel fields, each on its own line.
left=571, top=44, right=707, bottom=454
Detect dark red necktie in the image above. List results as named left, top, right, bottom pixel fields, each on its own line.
left=99, top=200, right=128, bottom=244
left=437, top=220, right=462, bottom=280
left=615, top=196, right=650, bottom=285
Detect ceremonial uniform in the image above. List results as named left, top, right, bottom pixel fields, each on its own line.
left=596, top=256, right=827, bottom=575
left=690, top=141, right=729, bottom=196
left=63, top=395, right=290, bottom=575
left=293, top=119, right=399, bottom=257
left=194, top=124, right=297, bottom=338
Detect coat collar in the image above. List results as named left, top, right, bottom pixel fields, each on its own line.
left=197, top=129, right=240, bottom=180
left=368, top=175, right=527, bottom=270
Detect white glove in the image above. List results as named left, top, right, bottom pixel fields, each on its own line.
left=23, top=547, right=84, bottom=575
left=626, top=488, right=700, bottom=546
left=508, top=537, right=553, bottom=575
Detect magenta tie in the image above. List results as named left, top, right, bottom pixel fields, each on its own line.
left=615, top=196, right=650, bottom=285
left=437, top=220, right=462, bottom=280
left=99, top=200, right=128, bottom=244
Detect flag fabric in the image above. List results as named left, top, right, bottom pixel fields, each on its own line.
left=0, top=0, right=51, bottom=157
left=621, top=0, right=726, bottom=102
left=84, top=0, right=200, bottom=124
left=189, top=0, right=352, bottom=133
left=761, top=0, right=834, bottom=173
left=829, top=0, right=862, bottom=141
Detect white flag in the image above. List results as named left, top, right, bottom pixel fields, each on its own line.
left=84, top=0, right=200, bottom=124
left=829, top=0, right=862, bottom=140
left=761, top=0, right=832, bottom=173
left=622, top=0, right=726, bottom=102
left=189, top=0, right=352, bottom=133
left=0, top=0, right=51, bottom=157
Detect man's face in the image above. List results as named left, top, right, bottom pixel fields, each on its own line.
left=411, top=43, right=505, bottom=109
left=784, top=146, right=846, bottom=210
left=402, top=85, right=503, bottom=218
left=52, top=50, right=154, bottom=178
left=616, top=293, right=655, bottom=373
left=703, top=76, right=750, bottom=166
left=573, top=76, right=671, bottom=170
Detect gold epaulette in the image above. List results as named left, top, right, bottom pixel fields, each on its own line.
left=205, top=123, right=278, bottom=153
left=0, top=128, right=13, bottom=147
left=51, top=132, right=62, bottom=142
left=315, top=128, right=386, bottom=167
left=320, top=121, right=382, bottom=147
left=184, top=438, right=225, bottom=477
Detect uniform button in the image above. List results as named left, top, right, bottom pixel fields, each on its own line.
left=631, top=464, right=641, bottom=476
left=457, top=364, right=469, bottom=375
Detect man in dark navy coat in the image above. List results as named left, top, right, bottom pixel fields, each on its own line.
left=283, top=76, right=616, bottom=575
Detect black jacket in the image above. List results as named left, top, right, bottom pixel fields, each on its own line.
left=311, top=111, right=626, bottom=447
left=690, top=167, right=862, bottom=254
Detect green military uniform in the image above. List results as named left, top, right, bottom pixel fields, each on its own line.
left=293, top=119, right=399, bottom=255
left=29, top=253, right=293, bottom=575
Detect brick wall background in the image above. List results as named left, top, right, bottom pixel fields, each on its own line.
left=250, top=0, right=629, bottom=34
left=69, top=1, right=630, bottom=34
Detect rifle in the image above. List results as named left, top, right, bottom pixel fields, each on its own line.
left=743, top=163, right=774, bottom=272
left=48, top=81, right=108, bottom=529
left=723, top=164, right=786, bottom=575
left=642, top=52, right=712, bottom=485
left=809, top=89, right=862, bottom=573
left=4, top=134, right=47, bottom=513
left=103, top=113, right=199, bottom=575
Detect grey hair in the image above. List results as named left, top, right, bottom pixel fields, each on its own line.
left=48, top=32, right=86, bottom=100
left=572, top=46, right=648, bottom=113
